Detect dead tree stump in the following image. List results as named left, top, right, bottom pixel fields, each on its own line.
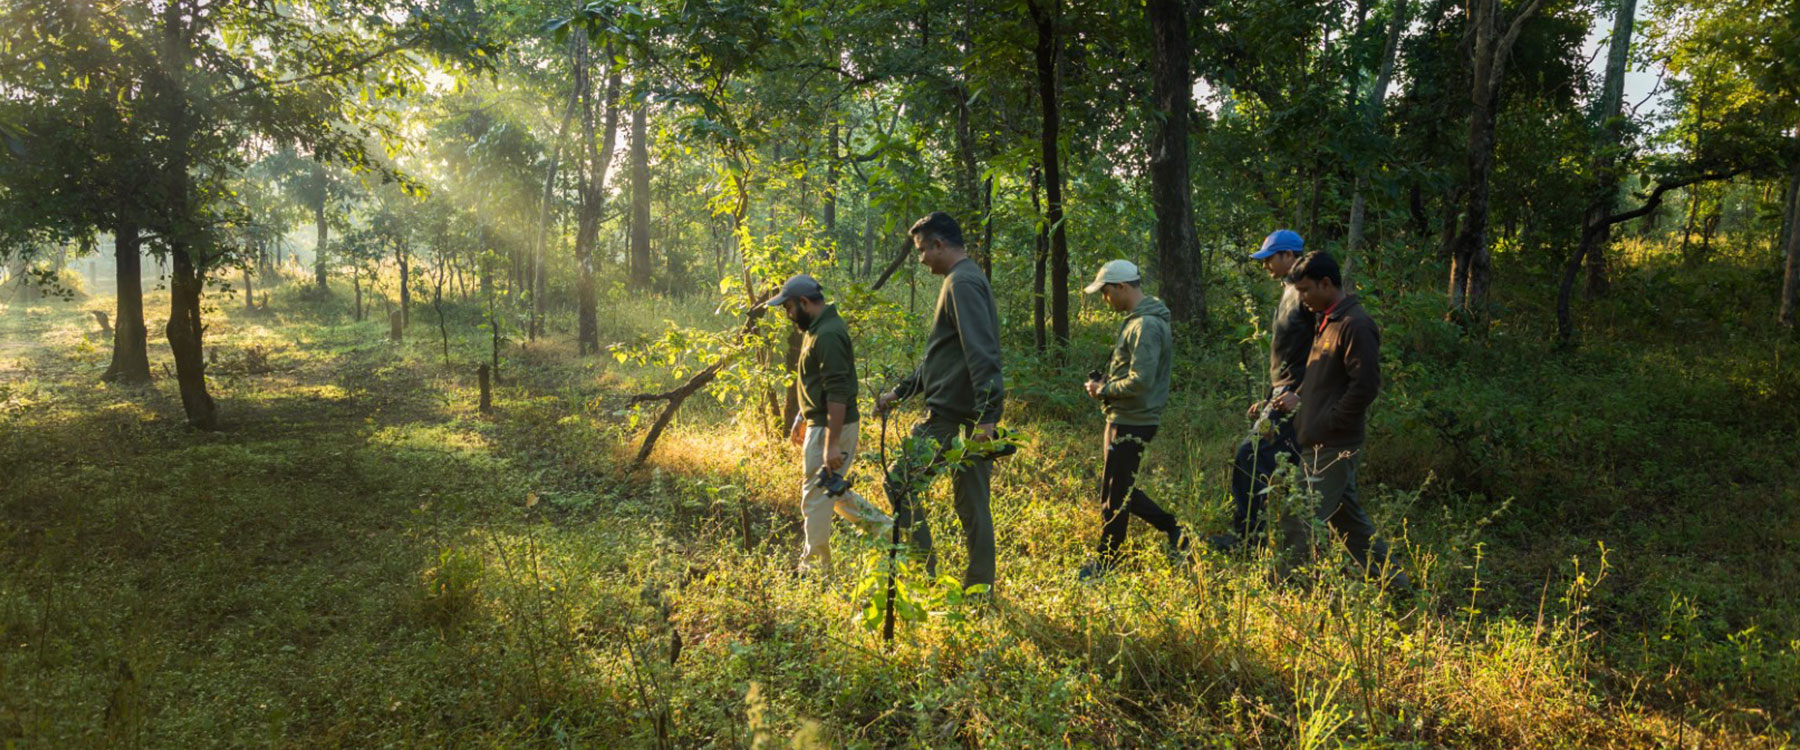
left=478, top=364, right=492, bottom=413
left=389, top=310, right=404, bottom=342
left=92, top=310, right=112, bottom=335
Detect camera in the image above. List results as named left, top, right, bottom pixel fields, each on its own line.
left=815, top=466, right=854, bottom=497
left=1087, top=369, right=1103, bottom=383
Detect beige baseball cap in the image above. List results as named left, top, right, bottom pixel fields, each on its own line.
left=1083, top=259, right=1140, bottom=293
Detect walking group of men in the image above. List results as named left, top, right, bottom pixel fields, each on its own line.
left=771, top=212, right=1406, bottom=595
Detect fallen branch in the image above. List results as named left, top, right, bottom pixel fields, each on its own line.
left=626, top=231, right=914, bottom=471
left=870, top=236, right=915, bottom=292
left=625, top=293, right=772, bottom=470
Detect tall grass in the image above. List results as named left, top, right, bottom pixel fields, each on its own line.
left=1, top=244, right=1794, bottom=746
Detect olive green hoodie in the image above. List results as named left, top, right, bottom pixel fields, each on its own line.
left=1097, top=296, right=1172, bottom=426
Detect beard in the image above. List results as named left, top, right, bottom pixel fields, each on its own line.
left=789, top=309, right=815, bottom=331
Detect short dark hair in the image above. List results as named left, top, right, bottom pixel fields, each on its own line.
left=1287, top=251, right=1341, bottom=288
left=909, top=212, right=964, bottom=248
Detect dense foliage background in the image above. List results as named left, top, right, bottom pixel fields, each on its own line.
left=2, top=0, right=1797, bottom=746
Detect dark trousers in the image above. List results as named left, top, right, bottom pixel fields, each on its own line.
left=884, top=419, right=996, bottom=587
left=1278, top=446, right=1408, bottom=589
left=1229, top=411, right=1300, bottom=543
left=1097, top=423, right=1182, bottom=560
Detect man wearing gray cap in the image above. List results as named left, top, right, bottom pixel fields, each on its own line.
left=1079, top=260, right=1186, bottom=580
left=874, top=212, right=1005, bottom=589
left=769, top=273, right=892, bottom=575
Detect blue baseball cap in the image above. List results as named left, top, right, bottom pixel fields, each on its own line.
left=1250, top=229, right=1304, bottom=260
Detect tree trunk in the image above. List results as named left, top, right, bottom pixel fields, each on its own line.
left=353, top=264, right=363, bottom=321
left=478, top=364, right=492, bottom=413
left=861, top=184, right=874, bottom=277
left=434, top=258, right=450, bottom=368
left=1558, top=211, right=1607, bottom=341
left=825, top=121, right=839, bottom=238
left=1781, top=154, right=1800, bottom=328
left=532, top=57, right=581, bottom=342
left=1446, top=0, right=1542, bottom=325
left=102, top=221, right=152, bottom=384
left=981, top=175, right=994, bottom=278
left=1680, top=185, right=1700, bottom=257
left=1777, top=165, right=1796, bottom=266
left=629, top=97, right=652, bottom=291
left=167, top=245, right=216, bottom=428
left=156, top=3, right=215, bottom=429
left=312, top=162, right=329, bottom=289
left=954, top=93, right=983, bottom=268
left=1587, top=0, right=1636, bottom=298
left=575, top=42, right=623, bottom=355
left=1031, top=165, right=1048, bottom=352
left=1145, top=0, right=1207, bottom=327
left=396, top=242, right=410, bottom=325
left=1028, top=0, right=1070, bottom=346
left=780, top=328, right=802, bottom=433
left=1557, top=0, right=1635, bottom=341
left=1345, top=0, right=1410, bottom=264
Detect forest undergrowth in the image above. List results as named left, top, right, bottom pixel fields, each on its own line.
left=2, top=251, right=1796, bottom=748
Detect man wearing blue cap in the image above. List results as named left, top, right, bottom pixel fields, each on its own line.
left=1210, top=229, right=1314, bottom=553
left=768, top=273, right=893, bottom=575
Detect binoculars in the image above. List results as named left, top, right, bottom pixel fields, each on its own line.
left=815, top=466, right=854, bottom=497
left=1087, top=369, right=1103, bottom=382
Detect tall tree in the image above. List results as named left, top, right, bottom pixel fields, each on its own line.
left=0, top=0, right=155, bottom=384
left=574, top=41, right=623, bottom=355
left=1557, top=0, right=1636, bottom=341
left=104, top=224, right=152, bottom=383
left=1783, top=146, right=1800, bottom=327
left=1345, top=0, right=1411, bottom=264
left=1027, top=0, right=1071, bottom=346
left=309, top=158, right=334, bottom=289
left=1445, top=0, right=1544, bottom=325
left=1145, top=0, right=1207, bottom=327
left=629, top=93, right=652, bottom=291
left=531, top=58, right=581, bottom=342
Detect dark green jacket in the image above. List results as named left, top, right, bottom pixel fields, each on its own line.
left=893, top=258, right=1005, bottom=424
left=1296, top=295, right=1380, bottom=448
left=797, top=304, right=859, bottom=426
left=1098, top=296, right=1172, bottom=426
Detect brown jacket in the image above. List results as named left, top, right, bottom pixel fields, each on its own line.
left=1296, top=295, right=1380, bottom=448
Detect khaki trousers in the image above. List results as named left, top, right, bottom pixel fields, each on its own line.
left=800, top=423, right=892, bottom=573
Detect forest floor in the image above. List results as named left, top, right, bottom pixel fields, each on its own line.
left=2, top=260, right=1797, bottom=747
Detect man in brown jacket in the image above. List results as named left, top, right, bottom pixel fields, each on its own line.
left=1270, top=252, right=1408, bottom=592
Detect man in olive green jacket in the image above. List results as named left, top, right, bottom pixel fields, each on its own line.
left=1078, top=260, right=1186, bottom=580
left=875, top=212, right=1005, bottom=588
left=771, top=274, right=892, bottom=575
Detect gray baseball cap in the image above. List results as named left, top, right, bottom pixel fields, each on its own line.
left=1083, top=259, right=1141, bottom=293
left=765, top=273, right=824, bottom=307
